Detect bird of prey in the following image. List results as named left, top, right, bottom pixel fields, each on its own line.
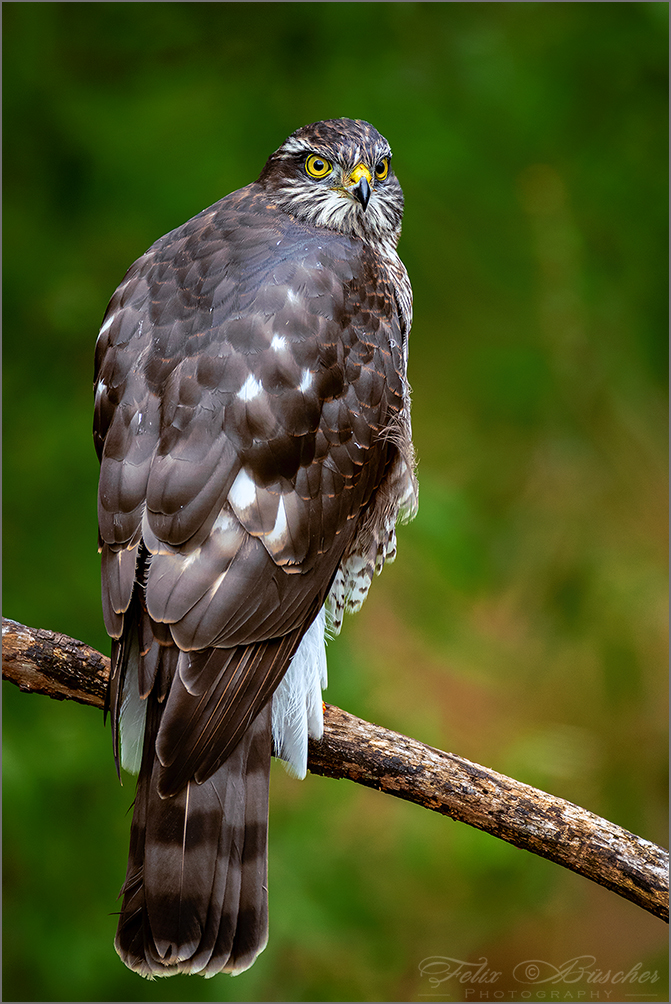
left=94, top=117, right=418, bottom=978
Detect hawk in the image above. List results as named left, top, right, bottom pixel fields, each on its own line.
left=94, top=117, right=417, bottom=978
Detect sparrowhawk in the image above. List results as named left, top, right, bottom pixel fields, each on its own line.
left=94, top=117, right=418, bottom=978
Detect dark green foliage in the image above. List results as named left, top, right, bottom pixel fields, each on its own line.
left=3, top=3, right=667, bottom=1001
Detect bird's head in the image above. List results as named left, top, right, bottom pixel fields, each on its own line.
left=258, top=118, right=404, bottom=247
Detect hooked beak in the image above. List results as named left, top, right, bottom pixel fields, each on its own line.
left=353, top=175, right=371, bottom=210
left=346, top=164, right=372, bottom=211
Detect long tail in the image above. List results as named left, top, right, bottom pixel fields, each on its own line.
left=115, top=697, right=271, bottom=978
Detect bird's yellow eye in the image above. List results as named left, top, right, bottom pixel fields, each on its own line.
left=374, top=158, right=389, bottom=181
left=305, top=155, right=333, bottom=179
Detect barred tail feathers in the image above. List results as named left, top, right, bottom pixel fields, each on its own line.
left=115, top=697, right=271, bottom=978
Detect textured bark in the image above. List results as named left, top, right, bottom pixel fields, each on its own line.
left=2, top=618, right=109, bottom=708
left=3, top=616, right=668, bottom=923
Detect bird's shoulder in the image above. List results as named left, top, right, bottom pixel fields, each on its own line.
left=95, top=182, right=407, bottom=645
left=94, top=181, right=404, bottom=462
left=130, top=182, right=380, bottom=297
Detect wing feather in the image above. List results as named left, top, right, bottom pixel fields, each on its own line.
left=96, top=184, right=407, bottom=786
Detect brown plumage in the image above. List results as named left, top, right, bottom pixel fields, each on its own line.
left=95, top=118, right=417, bottom=977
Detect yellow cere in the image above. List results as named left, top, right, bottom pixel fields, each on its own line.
left=305, top=154, right=333, bottom=178
left=347, top=163, right=373, bottom=186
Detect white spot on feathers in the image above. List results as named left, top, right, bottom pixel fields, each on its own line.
left=265, top=496, right=288, bottom=548
left=299, top=369, right=313, bottom=393
left=229, top=468, right=257, bottom=513
left=212, top=507, right=237, bottom=534
left=237, top=373, right=263, bottom=402
left=99, top=312, right=116, bottom=336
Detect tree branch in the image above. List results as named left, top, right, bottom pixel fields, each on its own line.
left=3, top=616, right=668, bottom=923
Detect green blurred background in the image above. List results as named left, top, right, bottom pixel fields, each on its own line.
left=3, top=3, right=668, bottom=1002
